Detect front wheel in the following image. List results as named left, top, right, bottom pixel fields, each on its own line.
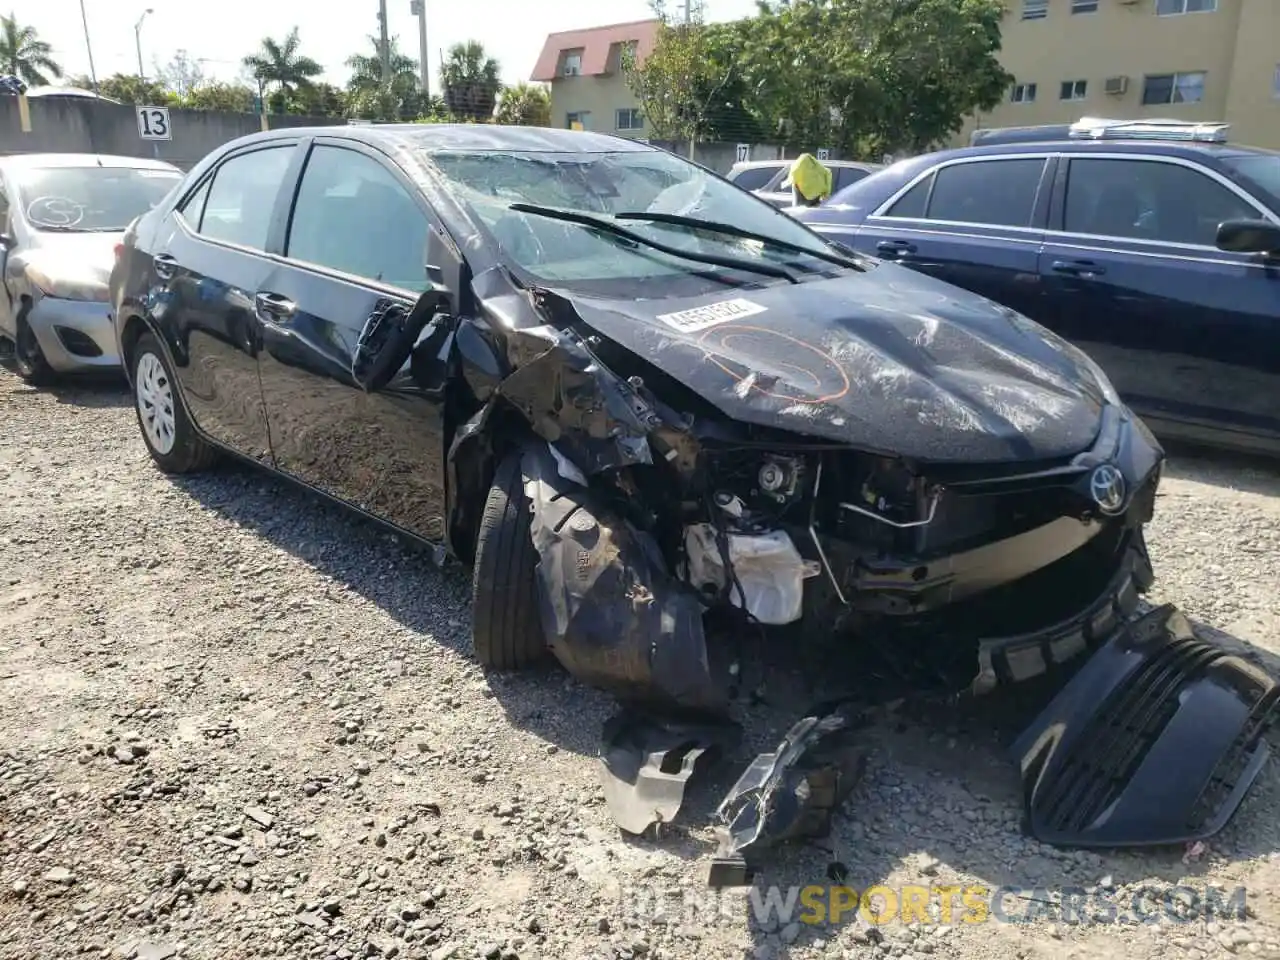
left=14, top=314, right=54, bottom=386
left=471, top=449, right=547, bottom=670
left=132, top=332, right=218, bottom=474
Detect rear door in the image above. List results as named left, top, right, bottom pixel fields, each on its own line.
left=1038, top=153, right=1280, bottom=444
left=848, top=154, right=1055, bottom=323
left=253, top=138, right=449, bottom=542
left=148, top=141, right=301, bottom=464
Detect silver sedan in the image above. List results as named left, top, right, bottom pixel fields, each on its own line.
left=0, top=153, right=182, bottom=384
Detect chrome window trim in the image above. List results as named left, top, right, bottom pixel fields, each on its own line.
left=869, top=152, right=1056, bottom=221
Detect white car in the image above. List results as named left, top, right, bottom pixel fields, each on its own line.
left=726, top=159, right=884, bottom=208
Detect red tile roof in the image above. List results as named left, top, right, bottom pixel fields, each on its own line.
left=530, top=19, right=660, bottom=82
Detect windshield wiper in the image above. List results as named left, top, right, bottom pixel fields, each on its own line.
left=614, top=211, right=867, bottom=272
left=506, top=202, right=798, bottom=284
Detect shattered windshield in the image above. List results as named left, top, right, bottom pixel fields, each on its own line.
left=13, top=165, right=182, bottom=233
left=425, top=149, right=854, bottom=294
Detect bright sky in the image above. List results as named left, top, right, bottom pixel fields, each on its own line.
left=11, top=0, right=759, bottom=90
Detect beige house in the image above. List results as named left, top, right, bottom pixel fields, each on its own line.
left=961, top=0, right=1280, bottom=149
left=529, top=19, right=659, bottom=138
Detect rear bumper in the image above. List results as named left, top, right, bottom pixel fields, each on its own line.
left=27, top=295, right=120, bottom=373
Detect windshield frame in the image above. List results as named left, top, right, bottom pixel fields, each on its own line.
left=11, top=163, right=183, bottom=234
left=412, top=144, right=859, bottom=295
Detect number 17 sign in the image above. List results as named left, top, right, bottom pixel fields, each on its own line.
left=136, top=105, right=172, bottom=141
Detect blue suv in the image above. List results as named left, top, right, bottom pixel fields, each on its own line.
left=794, top=118, right=1280, bottom=456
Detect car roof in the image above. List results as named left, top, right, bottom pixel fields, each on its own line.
left=924, top=138, right=1278, bottom=164
left=0, top=153, right=181, bottom=171
left=730, top=159, right=788, bottom=169
left=229, top=123, right=658, bottom=156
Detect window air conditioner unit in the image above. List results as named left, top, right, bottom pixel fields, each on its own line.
left=1105, top=76, right=1129, bottom=96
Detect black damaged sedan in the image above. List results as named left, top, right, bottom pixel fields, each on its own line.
left=110, top=125, right=1277, bottom=867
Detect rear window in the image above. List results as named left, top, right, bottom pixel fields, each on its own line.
left=729, top=165, right=784, bottom=191
left=13, top=164, right=182, bottom=232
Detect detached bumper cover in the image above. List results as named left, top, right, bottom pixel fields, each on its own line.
left=1013, top=604, right=1280, bottom=848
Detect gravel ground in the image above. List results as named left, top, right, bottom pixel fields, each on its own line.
left=3, top=366, right=1280, bottom=960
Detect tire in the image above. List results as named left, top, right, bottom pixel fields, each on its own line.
left=14, top=313, right=55, bottom=386
left=131, top=332, right=219, bottom=474
left=471, top=449, right=547, bottom=670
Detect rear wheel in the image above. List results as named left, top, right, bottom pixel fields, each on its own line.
left=14, top=314, right=54, bottom=386
left=132, top=332, right=218, bottom=474
left=471, top=449, right=547, bottom=670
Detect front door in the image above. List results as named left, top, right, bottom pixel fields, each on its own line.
left=253, top=139, right=449, bottom=542
left=850, top=154, right=1054, bottom=324
left=1037, top=155, right=1280, bottom=444
left=150, top=142, right=300, bottom=464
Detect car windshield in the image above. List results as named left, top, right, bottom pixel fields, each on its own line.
left=13, top=164, right=182, bottom=232
left=1218, top=153, right=1280, bottom=211
left=423, top=148, right=856, bottom=297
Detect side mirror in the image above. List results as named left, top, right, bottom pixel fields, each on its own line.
left=0, top=234, right=15, bottom=250
left=351, top=288, right=449, bottom=393
left=1215, top=219, right=1280, bottom=256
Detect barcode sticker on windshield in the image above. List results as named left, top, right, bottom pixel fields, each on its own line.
left=656, top=298, right=766, bottom=333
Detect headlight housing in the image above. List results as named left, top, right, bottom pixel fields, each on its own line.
left=26, top=264, right=109, bottom=303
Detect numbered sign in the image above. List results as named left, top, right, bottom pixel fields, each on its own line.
left=736, top=143, right=750, bottom=163
left=816, top=147, right=831, bottom=162
left=136, top=105, right=171, bottom=141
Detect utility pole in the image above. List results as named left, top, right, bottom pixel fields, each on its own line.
left=134, top=8, right=153, bottom=80
left=409, top=0, right=428, bottom=97
left=78, top=0, right=99, bottom=94
left=377, top=0, right=392, bottom=85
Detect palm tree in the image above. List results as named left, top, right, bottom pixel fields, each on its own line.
left=0, top=13, right=62, bottom=86
left=344, top=35, right=424, bottom=121
left=440, top=41, right=501, bottom=122
left=242, top=27, right=322, bottom=113
left=495, top=83, right=551, bottom=127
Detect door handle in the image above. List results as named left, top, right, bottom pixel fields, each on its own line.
left=1051, top=259, right=1106, bottom=278
left=153, top=253, right=177, bottom=280
left=877, top=240, right=917, bottom=256
left=254, top=291, right=297, bottom=322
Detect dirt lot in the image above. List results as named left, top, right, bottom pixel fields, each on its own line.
left=3, top=366, right=1280, bottom=960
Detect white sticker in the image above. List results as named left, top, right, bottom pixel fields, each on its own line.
left=656, top=298, right=767, bottom=333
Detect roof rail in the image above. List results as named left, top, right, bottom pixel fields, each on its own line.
left=1068, top=117, right=1230, bottom=143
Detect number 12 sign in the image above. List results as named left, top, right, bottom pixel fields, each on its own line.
left=136, top=106, right=171, bottom=141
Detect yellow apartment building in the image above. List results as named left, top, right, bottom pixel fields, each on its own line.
left=963, top=0, right=1280, bottom=149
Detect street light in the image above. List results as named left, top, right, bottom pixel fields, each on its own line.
left=78, top=0, right=99, bottom=94
left=135, top=8, right=154, bottom=80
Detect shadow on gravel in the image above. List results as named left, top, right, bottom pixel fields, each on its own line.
left=165, top=453, right=1280, bottom=959
left=0, top=362, right=130, bottom=407
left=1163, top=442, right=1280, bottom=499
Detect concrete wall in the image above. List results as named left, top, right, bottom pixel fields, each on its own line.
left=0, top=96, right=346, bottom=170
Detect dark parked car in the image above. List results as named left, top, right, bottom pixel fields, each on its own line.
left=110, top=125, right=1275, bottom=865
left=794, top=118, right=1280, bottom=456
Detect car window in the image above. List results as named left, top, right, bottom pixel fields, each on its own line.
left=178, top=177, right=212, bottom=230
left=199, top=146, right=294, bottom=251
left=833, top=167, right=870, bottom=192
left=884, top=174, right=933, bottom=218
left=730, top=165, right=783, bottom=191
left=1063, top=157, right=1259, bottom=246
left=286, top=145, right=431, bottom=290
left=1217, top=154, right=1280, bottom=212
left=9, top=164, right=183, bottom=233
left=925, top=158, right=1046, bottom=227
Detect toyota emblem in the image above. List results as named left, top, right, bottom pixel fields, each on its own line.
left=1089, top=464, right=1127, bottom=515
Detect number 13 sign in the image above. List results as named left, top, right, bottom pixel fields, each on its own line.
left=136, top=105, right=171, bottom=141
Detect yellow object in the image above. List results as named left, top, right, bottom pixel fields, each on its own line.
left=17, top=94, right=31, bottom=133
left=789, top=152, right=832, bottom=202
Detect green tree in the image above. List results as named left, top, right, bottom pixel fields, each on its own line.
left=96, top=73, right=174, bottom=105
left=156, top=50, right=206, bottom=99
left=439, top=41, right=500, bottom=122
left=623, top=1, right=735, bottom=150
left=183, top=80, right=256, bottom=112
left=242, top=27, right=323, bottom=114
left=495, top=82, right=550, bottom=127
left=297, top=81, right=347, bottom=117
left=345, top=35, right=422, bottom=121
left=0, top=13, right=62, bottom=86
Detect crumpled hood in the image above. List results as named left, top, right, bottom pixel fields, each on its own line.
left=563, top=262, right=1108, bottom=463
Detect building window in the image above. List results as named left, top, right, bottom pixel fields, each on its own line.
left=1021, top=0, right=1048, bottom=19
left=1060, top=79, right=1088, bottom=101
left=1156, top=0, right=1216, bottom=14
left=615, top=108, right=644, bottom=130
left=566, top=111, right=591, bottom=130
left=1071, top=0, right=1098, bottom=12
left=1011, top=83, right=1037, bottom=104
left=1142, top=71, right=1206, bottom=105
left=562, top=51, right=582, bottom=76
